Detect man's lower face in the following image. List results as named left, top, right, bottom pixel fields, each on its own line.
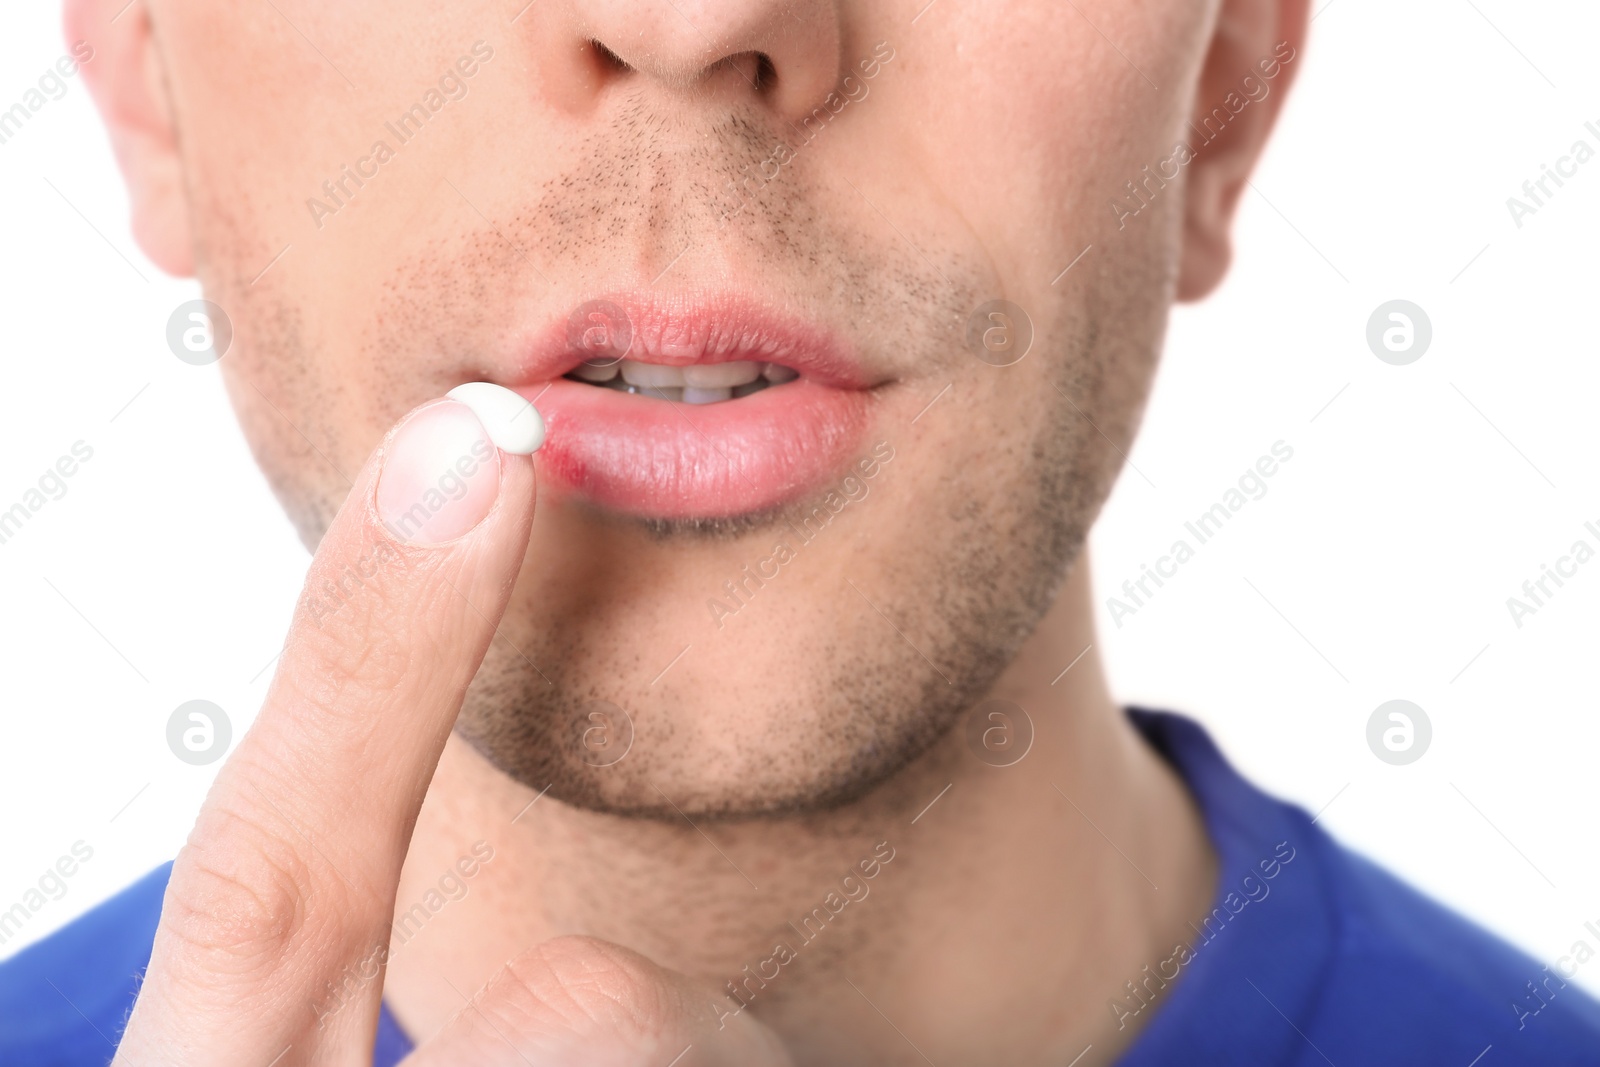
left=178, top=3, right=1183, bottom=818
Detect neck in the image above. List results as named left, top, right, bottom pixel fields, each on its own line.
left=384, top=555, right=1217, bottom=1064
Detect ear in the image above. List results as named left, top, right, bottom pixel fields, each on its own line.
left=1177, top=0, right=1309, bottom=301
left=65, top=0, right=194, bottom=276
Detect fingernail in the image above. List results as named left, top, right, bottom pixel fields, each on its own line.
left=376, top=400, right=504, bottom=545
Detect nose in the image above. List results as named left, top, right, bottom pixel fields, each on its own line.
left=569, top=0, right=844, bottom=124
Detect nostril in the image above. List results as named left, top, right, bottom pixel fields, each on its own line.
left=590, top=39, right=631, bottom=74
left=707, top=51, right=775, bottom=95
left=571, top=3, right=841, bottom=121
left=754, top=53, right=777, bottom=93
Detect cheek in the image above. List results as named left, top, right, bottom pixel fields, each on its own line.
left=896, top=1, right=1197, bottom=264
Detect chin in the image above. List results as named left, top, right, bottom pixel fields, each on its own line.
left=452, top=640, right=982, bottom=822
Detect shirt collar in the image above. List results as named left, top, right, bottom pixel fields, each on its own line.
left=1114, top=708, right=1341, bottom=1065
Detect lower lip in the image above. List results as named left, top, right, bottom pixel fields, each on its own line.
left=518, top=378, right=874, bottom=519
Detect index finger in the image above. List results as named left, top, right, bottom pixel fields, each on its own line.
left=116, top=386, right=543, bottom=1065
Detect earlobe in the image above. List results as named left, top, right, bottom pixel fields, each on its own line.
left=1177, top=164, right=1236, bottom=301
left=65, top=0, right=194, bottom=277
left=1175, top=0, right=1309, bottom=301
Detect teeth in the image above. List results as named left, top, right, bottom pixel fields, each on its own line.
left=620, top=361, right=686, bottom=388
left=572, top=360, right=620, bottom=382
left=568, top=361, right=799, bottom=402
left=682, top=361, right=763, bottom=388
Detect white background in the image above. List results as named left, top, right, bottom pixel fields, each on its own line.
left=2, top=0, right=1597, bottom=998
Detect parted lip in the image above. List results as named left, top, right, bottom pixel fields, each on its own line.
left=495, top=290, right=882, bottom=519
left=512, top=290, right=873, bottom=390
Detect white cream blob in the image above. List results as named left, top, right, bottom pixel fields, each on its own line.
left=446, top=382, right=545, bottom=455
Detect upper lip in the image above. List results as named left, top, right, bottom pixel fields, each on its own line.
left=513, top=290, right=871, bottom=390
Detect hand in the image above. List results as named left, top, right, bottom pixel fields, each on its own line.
left=114, top=394, right=789, bottom=1066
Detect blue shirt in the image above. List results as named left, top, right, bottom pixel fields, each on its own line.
left=4, top=709, right=1598, bottom=1065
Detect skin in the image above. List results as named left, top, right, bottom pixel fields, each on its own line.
left=73, top=0, right=1307, bottom=1062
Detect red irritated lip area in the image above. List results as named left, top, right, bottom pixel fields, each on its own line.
left=509, top=294, right=877, bottom=520
left=526, top=377, right=872, bottom=519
